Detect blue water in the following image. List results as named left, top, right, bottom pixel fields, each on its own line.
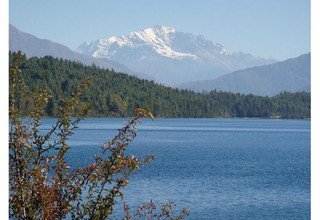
left=41, top=118, right=310, bottom=219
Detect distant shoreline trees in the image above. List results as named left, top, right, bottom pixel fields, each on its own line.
left=9, top=51, right=310, bottom=119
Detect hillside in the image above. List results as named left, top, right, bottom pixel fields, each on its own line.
left=180, top=53, right=310, bottom=96
left=10, top=52, right=310, bottom=119
left=9, top=24, right=152, bottom=80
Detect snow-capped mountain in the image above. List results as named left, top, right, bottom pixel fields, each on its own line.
left=76, top=25, right=277, bottom=85
left=9, top=24, right=153, bottom=79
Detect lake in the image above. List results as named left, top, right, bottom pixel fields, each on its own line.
left=41, top=118, right=310, bottom=219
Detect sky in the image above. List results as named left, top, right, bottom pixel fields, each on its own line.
left=10, top=0, right=310, bottom=61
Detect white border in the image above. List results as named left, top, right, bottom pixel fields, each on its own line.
left=311, top=0, right=319, bottom=219
left=0, top=0, right=9, bottom=218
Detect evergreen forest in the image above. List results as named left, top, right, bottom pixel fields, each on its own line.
left=10, top=52, right=310, bottom=119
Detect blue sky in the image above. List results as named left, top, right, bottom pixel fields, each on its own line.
left=10, top=0, right=310, bottom=60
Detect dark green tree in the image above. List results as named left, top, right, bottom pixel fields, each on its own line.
left=9, top=51, right=310, bottom=119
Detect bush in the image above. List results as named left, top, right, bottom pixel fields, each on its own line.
left=9, top=52, right=189, bottom=219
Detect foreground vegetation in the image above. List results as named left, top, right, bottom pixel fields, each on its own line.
left=10, top=52, right=310, bottom=119
left=9, top=53, right=189, bottom=219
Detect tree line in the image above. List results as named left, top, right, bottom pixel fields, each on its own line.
left=10, top=52, right=310, bottom=119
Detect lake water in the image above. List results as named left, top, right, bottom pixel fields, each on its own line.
left=41, top=118, right=310, bottom=219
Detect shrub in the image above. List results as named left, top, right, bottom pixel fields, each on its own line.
left=9, top=52, right=189, bottom=219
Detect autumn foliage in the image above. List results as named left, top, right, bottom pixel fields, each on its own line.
left=9, top=52, right=189, bottom=219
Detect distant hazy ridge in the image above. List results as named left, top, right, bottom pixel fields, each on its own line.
left=180, top=53, right=310, bottom=96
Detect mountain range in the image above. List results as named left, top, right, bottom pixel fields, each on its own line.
left=76, top=25, right=277, bottom=85
left=9, top=24, right=310, bottom=96
left=180, top=53, right=310, bottom=96
left=9, top=24, right=152, bottom=79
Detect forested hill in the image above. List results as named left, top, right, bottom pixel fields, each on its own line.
left=10, top=52, right=310, bottom=119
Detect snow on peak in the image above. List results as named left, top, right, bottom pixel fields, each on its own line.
left=76, top=25, right=236, bottom=60
left=128, top=25, right=175, bottom=45
left=86, top=25, right=196, bottom=60
left=99, top=36, right=129, bottom=47
left=129, top=26, right=196, bottom=59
